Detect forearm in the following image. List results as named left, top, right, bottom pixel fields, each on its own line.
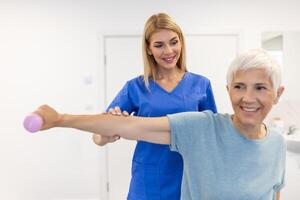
left=57, top=113, right=171, bottom=144
left=58, top=113, right=137, bottom=139
left=276, top=192, right=280, bottom=200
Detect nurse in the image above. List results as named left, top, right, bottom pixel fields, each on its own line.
left=92, top=13, right=217, bottom=199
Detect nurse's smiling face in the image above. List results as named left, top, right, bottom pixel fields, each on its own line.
left=147, top=29, right=182, bottom=71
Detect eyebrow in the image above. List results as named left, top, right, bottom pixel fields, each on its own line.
left=233, top=82, right=270, bottom=86
left=255, top=83, right=269, bottom=86
left=170, top=36, right=178, bottom=41
left=232, top=82, right=245, bottom=85
left=153, top=36, right=178, bottom=44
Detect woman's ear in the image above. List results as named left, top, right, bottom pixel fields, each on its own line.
left=274, top=86, right=285, bottom=104
left=226, top=85, right=230, bottom=92
left=147, top=50, right=152, bottom=55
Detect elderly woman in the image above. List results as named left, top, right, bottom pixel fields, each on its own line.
left=33, top=49, right=286, bottom=200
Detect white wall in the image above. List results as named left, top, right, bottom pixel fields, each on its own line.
left=1, top=0, right=300, bottom=199
left=283, top=32, right=300, bottom=101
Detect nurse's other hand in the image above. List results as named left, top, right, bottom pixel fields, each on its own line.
left=92, top=134, right=120, bottom=146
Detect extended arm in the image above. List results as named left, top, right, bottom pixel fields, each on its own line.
left=36, top=105, right=171, bottom=144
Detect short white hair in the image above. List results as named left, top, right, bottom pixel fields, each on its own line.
left=226, top=48, right=282, bottom=91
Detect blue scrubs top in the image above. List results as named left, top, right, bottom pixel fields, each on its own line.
left=107, top=72, right=217, bottom=200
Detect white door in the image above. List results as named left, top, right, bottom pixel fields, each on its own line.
left=104, top=34, right=239, bottom=200
left=104, top=36, right=143, bottom=200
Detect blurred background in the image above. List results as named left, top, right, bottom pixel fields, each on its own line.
left=1, top=0, right=300, bottom=199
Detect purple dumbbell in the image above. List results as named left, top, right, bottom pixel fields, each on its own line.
left=23, top=113, right=43, bottom=133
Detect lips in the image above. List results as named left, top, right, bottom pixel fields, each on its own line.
left=241, top=106, right=259, bottom=112
left=162, top=55, right=176, bottom=63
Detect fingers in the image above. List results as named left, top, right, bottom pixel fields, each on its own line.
left=34, top=104, right=60, bottom=130
left=108, top=106, right=122, bottom=115
left=92, top=134, right=120, bottom=146
left=122, top=111, right=129, bottom=116
left=108, top=135, right=121, bottom=143
left=108, top=106, right=130, bottom=116
left=93, top=134, right=109, bottom=146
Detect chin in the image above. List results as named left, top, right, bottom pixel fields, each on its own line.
left=162, top=64, right=177, bottom=69
left=241, top=117, right=262, bottom=127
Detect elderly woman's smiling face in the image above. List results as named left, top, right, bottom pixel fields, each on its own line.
left=227, top=68, right=284, bottom=132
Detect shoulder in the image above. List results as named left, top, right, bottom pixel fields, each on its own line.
left=126, top=75, right=144, bottom=85
left=185, top=72, right=212, bottom=88
left=169, top=110, right=214, bottom=118
left=268, top=128, right=286, bottom=143
left=168, top=110, right=218, bottom=128
left=267, top=129, right=287, bottom=152
left=186, top=72, right=210, bottom=82
left=169, top=110, right=222, bottom=119
left=124, top=75, right=147, bottom=89
left=167, top=111, right=227, bottom=146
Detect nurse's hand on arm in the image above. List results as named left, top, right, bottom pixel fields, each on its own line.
left=35, top=105, right=171, bottom=145
left=92, top=106, right=127, bottom=146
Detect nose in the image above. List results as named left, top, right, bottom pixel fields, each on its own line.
left=242, top=88, right=256, bottom=103
left=164, top=44, right=173, bottom=54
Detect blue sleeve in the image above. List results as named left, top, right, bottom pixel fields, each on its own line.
left=199, top=81, right=217, bottom=113
left=106, top=81, right=134, bottom=113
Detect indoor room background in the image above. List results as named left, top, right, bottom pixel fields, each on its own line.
left=1, top=0, right=300, bottom=199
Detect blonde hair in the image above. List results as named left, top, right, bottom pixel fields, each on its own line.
left=142, top=13, right=187, bottom=88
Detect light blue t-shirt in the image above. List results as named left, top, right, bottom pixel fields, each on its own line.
left=168, top=111, right=286, bottom=200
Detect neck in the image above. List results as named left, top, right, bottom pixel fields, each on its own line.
left=156, top=67, right=184, bottom=81
left=231, top=115, right=267, bottom=140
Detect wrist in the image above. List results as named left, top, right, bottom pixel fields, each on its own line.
left=57, top=113, right=67, bottom=127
